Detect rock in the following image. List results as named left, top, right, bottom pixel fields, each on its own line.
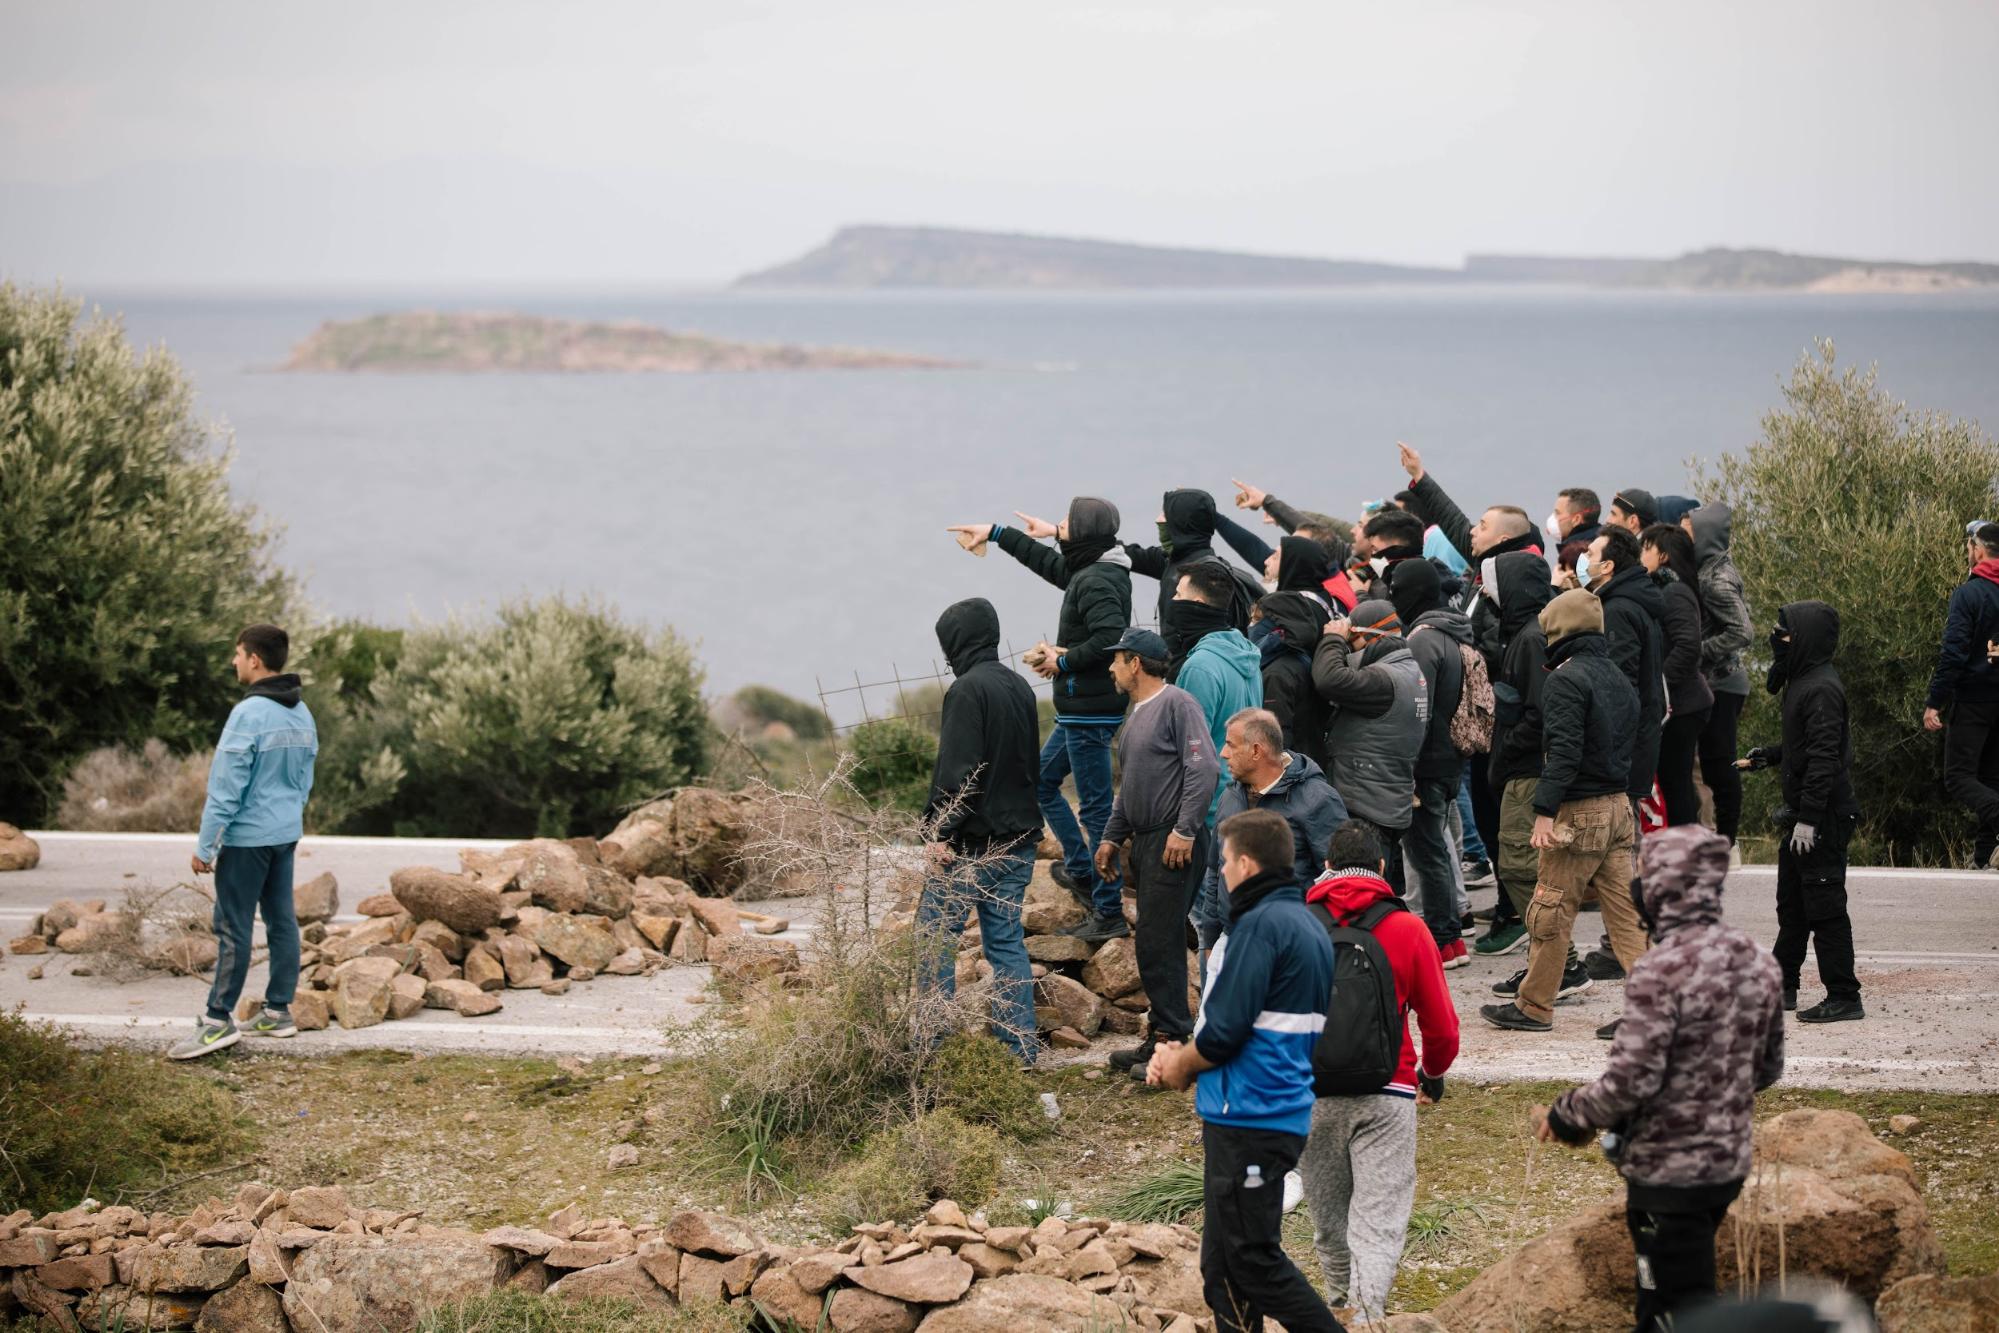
left=387, top=973, right=428, bottom=1020
left=686, top=895, right=741, bottom=940
left=195, top=1278, right=288, bottom=1333
left=1021, top=864, right=1087, bottom=935
left=294, top=872, right=340, bottom=924
left=36, top=1252, right=115, bottom=1288
left=481, top=1227, right=563, bottom=1256
left=76, top=1286, right=207, bottom=1329
left=1888, top=1114, right=1923, bottom=1136
left=603, top=948, right=647, bottom=976
left=462, top=946, right=506, bottom=991
left=153, top=932, right=219, bottom=975
left=789, top=1249, right=851, bottom=1293
left=291, top=990, right=330, bottom=1030
left=517, top=843, right=591, bottom=913
left=721, top=1250, right=771, bottom=1297
left=415, top=943, right=459, bottom=982
left=665, top=1210, right=761, bottom=1259
left=389, top=867, right=504, bottom=934
left=607, top=1144, right=640, bottom=1170
left=843, top=1251, right=974, bottom=1304
left=355, top=893, right=402, bottom=917
left=830, top=1286, right=921, bottom=1333
left=1080, top=935, right=1143, bottom=997
left=545, top=1238, right=635, bottom=1269
left=539, top=978, right=571, bottom=996
left=282, top=1235, right=507, bottom=1333
left=246, top=1231, right=293, bottom=1286
left=529, top=913, right=620, bottom=972
left=956, top=1242, right=1019, bottom=1279
left=130, top=1242, right=249, bottom=1292
left=1100, top=1006, right=1144, bottom=1036
left=631, top=912, right=679, bottom=951
left=0, top=822, right=40, bottom=872
left=495, top=935, right=540, bottom=987
left=580, top=864, right=635, bottom=918
left=411, top=920, right=464, bottom=961
left=546, top=1255, right=674, bottom=1307
left=912, top=1274, right=1126, bottom=1331
left=679, top=1253, right=728, bottom=1304
left=331, top=956, right=401, bottom=1029
left=326, top=916, right=403, bottom=965
left=1023, top=934, right=1094, bottom=964
left=286, top=1186, right=353, bottom=1230
left=1048, top=1027, right=1092, bottom=1050
left=423, top=978, right=502, bottom=1016
left=460, top=849, right=524, bottom=892
left=8, top=934, right=48, bottom=954
left=56, top=910, right=128, bottom=952
left=625, top=789, right=751, bottom=893
left=1877, top=1273, right=1999, bottom=1333
left=713, top=938, right=801, bottom=998
left=39, top=898, right=90, bottom=935
left=636, top=1237, right=682, bottom=1294
left=1033, top=973, right=1105, bottom=1036
left=751, top=1264, right=831, bottom=1327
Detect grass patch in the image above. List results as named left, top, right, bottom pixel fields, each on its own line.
left=0, top=1010, right=253, bottom=1215
left=820, top=1110, right=1004, bottom=1229
left=1099, top=1158, right=1203, bottom=1224
left=416, top=1290, right=746, bottom=1332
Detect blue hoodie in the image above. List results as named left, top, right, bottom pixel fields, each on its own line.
left=196, top=676, right=319, bottom=862
left=1194, top=874, right=1335, bottom=1135
left=1176, top=628, right=1263, bottom=820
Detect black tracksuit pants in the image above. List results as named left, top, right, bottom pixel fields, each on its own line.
left=1128, top=824, right=1207, bottom=1041
left=1943, top=691, right=1999, bottom=861
left=1201, top=1122, right=1344, bottom=1333
left=1696, top=691, right=1746, bottom=842
left=1657, top=706, right=1711, bottom=827
left=1626, top=1178, right=1744, bottom=1332
left=1775, top=815, right=1860, bottom=1002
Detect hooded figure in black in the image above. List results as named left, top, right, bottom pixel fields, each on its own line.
left=1595, top=548, right=1669, bottom=802
left=1255, top=592, right=1329, bottom=769
left=991, top=497, right=1134, bottom=721
left=923, top=598, right=1042, bottom=854
left=1272, top=536, right=1335, bottom=624
left=1742, top=601, right=1863, bottom=1022
left=1484, top=552, right=1555, bottom=928
left=1128, top=488, right=1257, bottom=670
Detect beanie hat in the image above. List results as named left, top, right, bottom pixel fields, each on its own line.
left=1388, top=557, right=1443, bottom=623
left=1347, top=599, right=1402, bottom=636
left=1540, top=588, right=1604, bottom=645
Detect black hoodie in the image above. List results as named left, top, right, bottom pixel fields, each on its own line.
left=1486, top=553, right=1554, bottom=787
left=247, top=674, right=304, bottom=708
left=1766, top=601, right=1860, bottom=827
left=1257, top=592, right=1330, bottom=769
left=1596, top=561, right=1668, bottom=800
left=923, top=598, right=1042, bottom=852
left=1127, top=489, right=1257, bottom=639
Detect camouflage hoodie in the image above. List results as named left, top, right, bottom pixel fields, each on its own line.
left=1550, top=826, right=1785, bottom=1187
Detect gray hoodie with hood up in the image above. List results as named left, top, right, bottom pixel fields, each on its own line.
left=1688, top=503, right=1753, bottom=698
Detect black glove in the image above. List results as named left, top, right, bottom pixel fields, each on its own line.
left=1740, top=747, right=1773, bottom=772
left=1418, top=1070, right=1445, bottom=1103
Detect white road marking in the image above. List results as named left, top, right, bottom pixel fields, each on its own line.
left=21, top=1012, right=678, bottom=1040
left=25, top=831, right=517, bottom=849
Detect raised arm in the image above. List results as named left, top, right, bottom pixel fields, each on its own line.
left=991, top=523, right=1070, bottom=590
left=1213, top=511, right=1276, bottom=568
left=1399, top=443, right=1475, bottom=566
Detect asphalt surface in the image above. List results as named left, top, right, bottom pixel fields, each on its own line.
left=4, top=833, right=1995, bottom=1091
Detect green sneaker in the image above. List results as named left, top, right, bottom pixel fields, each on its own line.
left=247, top=1008, right=297, bottom=1038
left=1473, top=921, right=1528, bottom=956
left=168, top=1017, right=240, bottom=1061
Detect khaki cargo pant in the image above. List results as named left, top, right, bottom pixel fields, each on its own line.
left=1517, top=792, right=1649, bottom=1023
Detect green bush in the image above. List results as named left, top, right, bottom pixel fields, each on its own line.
left=1694, top=341, right=1999, bottom=863
left=846, top=717, right=937, bottom=813
left=0, top=284, right=301, bottom=824
left=314, top=596, right=710, bottom=838
left=0, top=1010, right=252, bottom=1214
left=921, top=1033, right=1047, bottom=1140
left=820, top=1110, right=1004, bottom=1228
left=731, top=685, right=831, bottom=741
left=416, top=1289, right=745, bottom=1333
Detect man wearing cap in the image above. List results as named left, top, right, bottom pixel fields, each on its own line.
left=1924, top=521, right=1999, bottom=868
left=1096, top=628, right=1223, bottom=1079
left=1609, top=489, right=1659, bottom=535
left=1312, top=601, right=1428, bottom=889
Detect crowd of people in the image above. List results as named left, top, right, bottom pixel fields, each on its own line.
left=925, top=442, right=1922, bottom=1330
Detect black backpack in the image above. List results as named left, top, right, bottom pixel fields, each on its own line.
left=1309, top=897, right=1407, bottom=1096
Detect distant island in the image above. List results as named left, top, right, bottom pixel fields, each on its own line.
left=282, top=311, right=959, bottom=373
left=737, top=225, right=1999, bottom=293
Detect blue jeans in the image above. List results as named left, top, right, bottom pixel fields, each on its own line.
left=205, top=842, right=300, bottom=1022
left=1455, top=772, right=1489, bottom=861
left=915, top=848, right=1038, bottom=1063
left=1037, top=721, right=1122, bottom=917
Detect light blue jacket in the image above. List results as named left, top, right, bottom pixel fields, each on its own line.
left=1176, top=629, right=1263, bottom=822
left=196, top=678, right=318, bottom=862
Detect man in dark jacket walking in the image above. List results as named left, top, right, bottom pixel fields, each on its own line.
left=1532, top=826, right=1785, bottom=1333
left=1255, top=592, right=1329, bottom=767
left=1923, top=522, right=1999, bottom=868
left=1389, top=557, right=1475, bottom=967
left=1641, top=524, right=1713, bottom=827
left=1685, top=503, right=1754, bottom=861
left=1312, top=601, right=1427, bottom=891
left=952, top=499, right=1134, bottom=930
left=1483, top=591, right=1648, bottom=1033
left=1741, top=601, right=1864, bottom=1023
left=1479, top=551, right=1553, bottom=958
left=1587, top=526, right=1667, bottom=812
left=1214, top=707, right=1348, bottom=887
left=916, top=598, right=1046, bottom=1065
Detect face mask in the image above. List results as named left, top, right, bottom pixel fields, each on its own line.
left=1369, top=556, right=1389, bottom=577
left=1156, top=520, right=1174, bottom=557
left=1546, top=511, right=1563, bottom=541
left=1574, top=552, right=1591, bottom=586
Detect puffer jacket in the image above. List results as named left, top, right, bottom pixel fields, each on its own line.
left=1486, top=552, right=1553, bottom=788
left=1596, top=562, right=1667, bottom=800
left=1688, top=503, right=1752, bottom=697
left=1655, top=569, right=1714, bottom=718
left=992, top=525, right=1133, bottom=719
left=1533, top=593, right=1638, bottom=817
left=1214, top=751, right=1349, bottom=886
left=1313, top=632, right=1427, bottom=830
left=1550, top=827, right=1784, bottom=1187
left=1256, top=593, right=1329, bottom=768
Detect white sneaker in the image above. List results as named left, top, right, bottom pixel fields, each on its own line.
left=1728, top=844, right=1743, bottom=870
left=1282, top=1169, right=1304, bottom=1214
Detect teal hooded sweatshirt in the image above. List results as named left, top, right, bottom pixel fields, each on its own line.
left=1176, top=629, right=1264, bottom=821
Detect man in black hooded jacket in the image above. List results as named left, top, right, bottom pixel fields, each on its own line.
left=952, top=499, right=1133, bottom=934
left=1479, top=551, right=1553, bottom=957
left=917, top=597, right=1046, bottom=1064
left=1125, top=489, right=1258, bottom=665
left=1256, top=592, right=1330, bottom=768
left=1587, top=526, right=1667, bottom=808
left=1739, top=602, right=1863, bottom=1023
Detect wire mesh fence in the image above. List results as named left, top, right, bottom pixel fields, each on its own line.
left=812, top=639, right=1056, bottom=737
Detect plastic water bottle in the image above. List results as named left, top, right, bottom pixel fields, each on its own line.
left=1244, top=1164, right=1265, bottom=1189
left=1039, top=1092, right=1061, bottom=1121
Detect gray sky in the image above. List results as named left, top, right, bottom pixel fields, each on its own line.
left=4, top=0, right=1995, bottom=288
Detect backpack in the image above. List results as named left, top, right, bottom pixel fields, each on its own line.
left=1413, top=626, right=1495, bottom=756
left=1309, top=897, right=1407, bottom=1096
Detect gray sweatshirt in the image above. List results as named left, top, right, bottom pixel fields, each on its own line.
left=1103, top=684, right=1222, bottom=841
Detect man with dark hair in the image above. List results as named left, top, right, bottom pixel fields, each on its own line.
left=1312, top=601, right=1426, bottom=889
left=1532, top=826, right=1785, bottom=1333
left=915, top=598, right=1046, bottom=1066
left=1741, top=602, right=1864, bottom=1023
left=1299, top=820, right=1459, bottom=1322
left=951, top=500, right=1133, bottom=935
left=1174, top=563, right=1264, bottom=953
left=1148, top=808, right=1340, bottom=1333
left=1587, top=525, right=1667, bottom=817
left=1480, top=551, right=1555, bottom=959
left=172, top=624, right=317, bottom=1060
left=1609, top=489, right=1659, bottom=534
left=1554, top=488, right=1603, bottom=574
left=1387, top=557, right=1476, bottom=969
left=1923, top=521, right=1999, bottom=868
left=1214, top=707, right=1347, bottom=890
left=1098, top=629, right=1223, bottom=1077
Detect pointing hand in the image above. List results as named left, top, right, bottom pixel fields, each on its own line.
left=1013, top=512, right=1059, bottom=540
left=1397, top=441, right=1423, bottom=483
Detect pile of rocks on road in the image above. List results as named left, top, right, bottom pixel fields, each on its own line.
left=0, top=821, right=40, bottom=872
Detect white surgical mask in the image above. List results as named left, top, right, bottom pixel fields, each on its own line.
left=1574, top=552, right=1592, bottom=586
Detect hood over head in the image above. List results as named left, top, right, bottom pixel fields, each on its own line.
left=1779, top=600, right=1839, bottom=675
left=1657, top=495, right=1701, bottom=526
left=1257, top=592, right=1324, bottom=657
left=1636, top=824, right=1730, bottom=934
left=1347, top=599, right=1402, bottom=639
left=1540, top=588, right=1605, bottom=648
left=936, top=597, right=1002, bottom=676
left=1388, top=556, right=1444, bottom=623
left=1489, top=550, right=1556, bottom=636
left=1162, top=489, right=1218, bottom=552
left=1276, top=535, right=1332, bottom=595
left=1060, top=496, right=1122, bottom=572
left=1687, top=502, right=1734, bottom=565
left=247, top=674, right=304, bottom=708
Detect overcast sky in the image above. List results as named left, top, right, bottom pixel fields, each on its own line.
left=3, top=0, right=1994, bottom=288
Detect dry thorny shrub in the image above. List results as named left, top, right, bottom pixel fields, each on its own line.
left=54, top=740, right=212, bottom=833
left=65, top=882, right=219, bottom=982
left=684, top=757, right=1038, bottom=1194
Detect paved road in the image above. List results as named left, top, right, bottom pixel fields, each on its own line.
left=4, top=834, right=1995, bottom=1091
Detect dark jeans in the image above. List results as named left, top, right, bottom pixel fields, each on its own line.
left=916, top=848, right=1038, bottom=1063
left=1775, top=815, right=1860, bottom=1001
left=1128, top=824, right=1207, bottom=1040
left=1201, top=1122, right=1344, bottom=1333
left=1626, top=1178, right=1743, bottom=1332
left=1943, top=692, right=1999, bottom=861
left=206, top=842, right=300, bottom=1022
left=1455, top=770, right=1489, bottom=861
left=1037, top=720, right=1123, bottom=916
left=1658, top=706, right=1711, bottom=827
left=1697, top=691, right=1746, bottom=842
left=1468, top=765, right=1514, bottom=925
left=1403, top=779, right=1461, bottom=951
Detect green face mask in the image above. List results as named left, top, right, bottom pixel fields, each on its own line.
left=1157, top=520, right=1174, bottom=557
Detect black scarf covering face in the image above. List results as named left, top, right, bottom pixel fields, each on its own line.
left=1165, top=598, right=1234, bottom=659
left=1061, top=496, right=1121, bottom=573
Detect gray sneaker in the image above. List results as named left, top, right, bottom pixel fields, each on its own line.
left=168, top=1017, right=240, bottom=1060
left=246, top=1008, right=297, bottom=1038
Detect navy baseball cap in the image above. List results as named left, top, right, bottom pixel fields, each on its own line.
left=1112, top=628, right=1169, bottom=659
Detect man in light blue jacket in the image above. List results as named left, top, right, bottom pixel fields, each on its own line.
left=171, top=624, right=318, bottom=1059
